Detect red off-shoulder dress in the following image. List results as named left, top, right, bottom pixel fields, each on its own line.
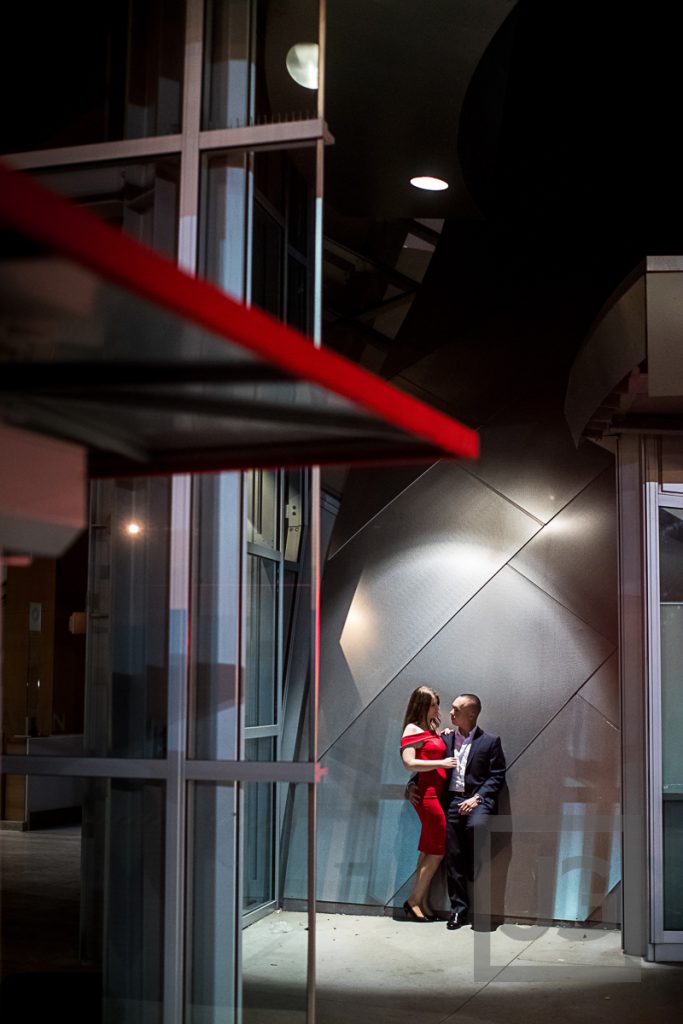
left=401, top=729, right=447, bottom=855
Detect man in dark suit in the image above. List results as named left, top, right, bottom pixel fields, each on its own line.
left=441, top=693, right=506, bottom=930
left=407, top=692, right=506, bottom=930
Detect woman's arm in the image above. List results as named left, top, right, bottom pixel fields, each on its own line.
left=401, top=746, right=458, bottom=772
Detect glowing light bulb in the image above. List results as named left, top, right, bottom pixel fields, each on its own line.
left=410, top=176, right=449, bottom=191
left=126, top=522, right=142, bottom=536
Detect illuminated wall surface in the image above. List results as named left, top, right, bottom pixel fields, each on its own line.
left=287, top=394, right=620, bottom=923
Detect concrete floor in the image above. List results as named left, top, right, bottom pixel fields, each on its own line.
left=2, top=828, right=682, bottom=1023
left=243, top=911, right=683, bottom=1024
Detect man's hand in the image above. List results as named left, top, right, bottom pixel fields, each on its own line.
left=405, top=781, right=420, bottom=807
left=457, top=796, right=480, bottom=816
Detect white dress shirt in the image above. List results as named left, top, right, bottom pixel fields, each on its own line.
left=449, top=727, right=475, bottom=793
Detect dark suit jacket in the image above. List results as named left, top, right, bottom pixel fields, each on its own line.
left=442, top=726, right=506, bottom=809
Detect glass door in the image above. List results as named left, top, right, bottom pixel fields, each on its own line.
left=656, top=503, right=683, bottom=936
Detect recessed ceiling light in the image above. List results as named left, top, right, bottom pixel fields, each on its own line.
left=410, top=176, right=449, bottom=191
left=286, top=43, right=319, bottom=90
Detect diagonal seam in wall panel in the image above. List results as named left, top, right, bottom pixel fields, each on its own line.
left=327, top=462, right=437, bottom=561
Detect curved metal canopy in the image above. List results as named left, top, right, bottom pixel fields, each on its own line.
left=565, top=257, right=683, bottom=444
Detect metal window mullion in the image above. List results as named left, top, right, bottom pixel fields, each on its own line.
left=246, top=540, right=283, bottom=562
left=306, top=2, right=326, bottom=1013
left=235, top=468, right=249, bottom=1024
left=4, top=135, right=184, bottom=170
left=653, top=475, right=683, bottom=943
left=0, top=755, right=169, bottom=778
left=177, top=0, right=205, bottom=274
left=646, top=468, right=664, bottom=943
left=164, top=474, right=192, bottom=1024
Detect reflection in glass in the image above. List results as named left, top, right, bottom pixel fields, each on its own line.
left=253, top=201, right=285, bottom=318
left=247, top=469, right=280, bottom=549
left=244, top=739, right=277, bottom=913
left=201, top=148, right=313, bottom=321
left=201, top=152, right=249, bottom=298
left=203, top=0, right=319, bottom=131
left=190, top=473, right=242, bottom=761
left=187, top=781, right=239, bottom=1023
left=659, top=507, right=683, bottom=929
left=3, top=0, right=185, bottom=153
left=0, top=778, right=164, bottom=1024
left=36, top=160, right=181, bottom=258
left=242, top=781, right=308, bottom=1024
left=187, top=781, right=307, bottom=1023
left=85, top=479, right=171, bottom=758
left=246, top=555, right=279, bottom=728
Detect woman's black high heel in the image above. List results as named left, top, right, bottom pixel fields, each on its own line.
left=403, top=900, right=429, bottom=922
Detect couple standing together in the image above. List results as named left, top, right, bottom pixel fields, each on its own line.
left=401, top=686, right=506, bottom=930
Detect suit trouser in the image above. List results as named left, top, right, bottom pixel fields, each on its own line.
left=445, top=792, right=493, bottom=914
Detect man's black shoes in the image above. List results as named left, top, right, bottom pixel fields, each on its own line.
left=446, top=910, right=468, bottom=930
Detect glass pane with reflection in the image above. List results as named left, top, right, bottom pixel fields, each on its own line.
left=190, top=473, right=242, bottom=762
left=86, top=478, right=172, bottom=758
left=187, top=779, right=308, bottom=1024
left=243, top=780, right=308, bottom=1024
left=0, top=777, right=165, bottom=1024
left=203, top=0, right=320, bottom=131
left=2, top=0, right=185, bottom=154
left=35, top=160, right=180, bottom=259
left=659, top=506, right=683, bottom=929
left=246, top=555, right=279, bottom=728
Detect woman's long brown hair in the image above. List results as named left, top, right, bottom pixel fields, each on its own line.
left=402, top=685, right=439, bottom=732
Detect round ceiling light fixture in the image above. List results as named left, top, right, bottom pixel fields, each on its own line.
left=286, top=43, right=319, bottom=90
left=410, top=176, right=449, bottom=191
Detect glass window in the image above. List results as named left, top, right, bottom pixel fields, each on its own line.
left=203, top=0, right=319, bottom=131
left=244, top=738, right=277, bottom=913
left=0, top=777, right=165, bottom=1023
left=189, top=473, right=242, bottom=762
left=201, top=152, right=250, bottom=298
left=247, top=469, right=280, bottom=550
left=2, top=0, right=185, bottom=154
left=86, top=479, right=172, bottom=758
left=201, top=148, right=313, bottom=317
left=246, top=555, right=279, bottom=728
left=35, top=160, right=181, bottom=259
left=187, top=780, right=308, bottom=1024
left=658, top=506, right=683, bottom=929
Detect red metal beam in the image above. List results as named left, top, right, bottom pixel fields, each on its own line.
left=0, top=162, right=479, bottom=462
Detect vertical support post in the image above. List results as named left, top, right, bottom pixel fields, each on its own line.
left=306, top=5, right=326, bottom=1018
left=616, top=435, right=650, bottom=957
left=164, top=474, right=192, bottom=1024
left=178, top=0, right=205, bottom=274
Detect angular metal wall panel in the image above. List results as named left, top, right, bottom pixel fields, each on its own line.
left=467, top=396, right=612, bottom=523
left=577, top=652, right=619, bottom=727
left=318, top=463, right=540, bottom=754
left=288, top=568, right=613, bottom=907
left=289, top=397, right=621, bottom=922
left=510, top=467, right=618, bottom=643
left=500, top=695, right=620, bottom=921
left=284, top=719, right=419, bottom=906
left=387, top=566, right=613, bottom=765
left=327, top=464, right=431, bottom=559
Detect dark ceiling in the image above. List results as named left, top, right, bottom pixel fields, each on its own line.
left=321, top=0, right=664, bottom=433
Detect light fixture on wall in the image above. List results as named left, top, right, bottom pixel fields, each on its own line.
left=286, top=43, right=319, bottom=89
left=125, top=521, right=142, bottom=536
left=410, top=176, right=449, bottom=191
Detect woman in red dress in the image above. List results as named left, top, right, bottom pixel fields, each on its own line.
left=400, top=686, right=458, bottom=921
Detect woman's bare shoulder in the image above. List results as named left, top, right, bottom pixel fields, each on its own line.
left=402, top=723, right=426, bottom=738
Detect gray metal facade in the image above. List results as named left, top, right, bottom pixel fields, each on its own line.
left=286, top=393, right=619, bottom=925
